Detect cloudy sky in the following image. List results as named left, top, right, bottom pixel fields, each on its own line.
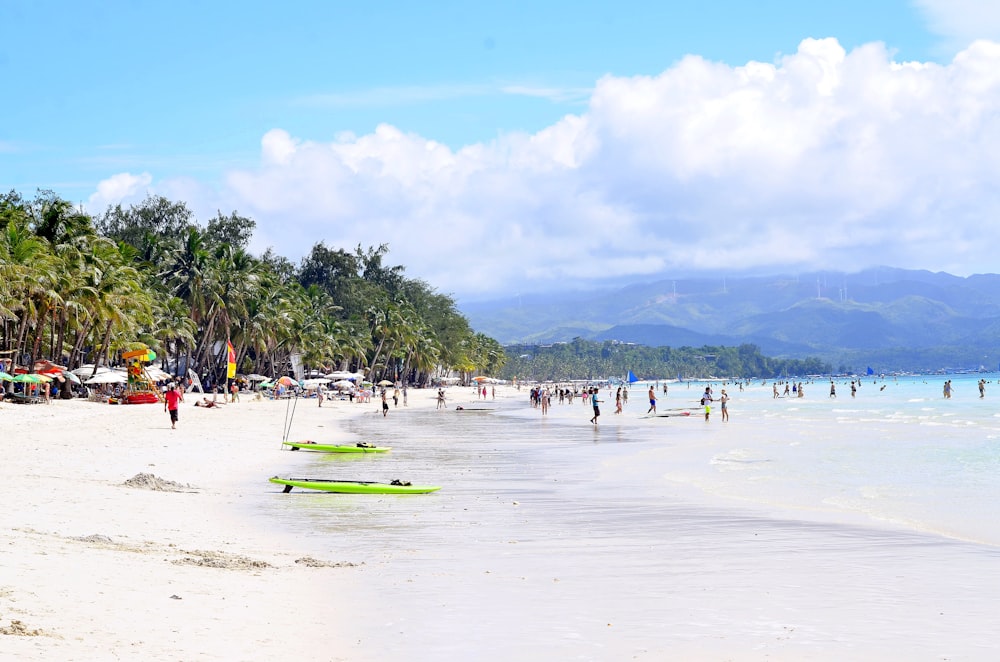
left=3, top=0, right=1000, bottom=300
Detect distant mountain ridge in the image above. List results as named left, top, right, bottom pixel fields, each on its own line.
left=459, top=268, right=1000, bottom=372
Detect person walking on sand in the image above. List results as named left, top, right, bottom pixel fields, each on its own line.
left=590, top=387, right=602, bottom=425
left=720, top=389, right=729, bottom=422
left=230, top=381, right=240, bottom=403
left=436, top=388, right=446, bottom=409
left=647, top=385, right=657, bottom=414
left=615, top=387, right=623, bottom=414
left=381, top=390, right=389, bottom=416
left=164, top=383, right=184, bottom=429
left=317, top=386, right=324, bottom=407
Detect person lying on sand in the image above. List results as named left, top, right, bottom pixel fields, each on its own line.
left=194, top=398, right=222, bottom=408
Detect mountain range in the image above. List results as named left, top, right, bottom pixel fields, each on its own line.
left=459, top=268, right=1000, bottom=372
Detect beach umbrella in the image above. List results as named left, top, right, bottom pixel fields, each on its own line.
left=0, top=371, right=13, bottom=381
left=145, top=367, right=172, bottom=381
left=325, top=370, right=358, bottom=380
left=60, top=370, right=81, bottom=384
left=302, top=378, right=330, bottom=387
left=276, top=376, right=295, bottom=387
left=333, top=379, right=355, bottom=389
left=71, top=365, right=111, bottom=379
left=472, top=376, right=491, bottom=383
left=377, top=379, right=394, bottom=387
left=246, top=373, right=268, bottom=381
left=84, top=372, right=127, bottom=385
left=13, top=374, right=43, bottom=384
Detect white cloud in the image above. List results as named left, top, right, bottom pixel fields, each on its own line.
left=914, top=0, right=1000, bottom=53
left=113, top=38, right=1000, bottom=297
left=86, top=172, right=153, bottom=211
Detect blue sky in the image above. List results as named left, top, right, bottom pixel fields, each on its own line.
left=3, top=1, right=1000, bottom=298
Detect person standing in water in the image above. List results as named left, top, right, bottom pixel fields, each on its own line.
left=720, top=389, right=729, bottom=422
left=701, top=387, right=713, bottom=421
left=647, top=385, right=657, bottom=414
left=590, top=387, right=602, bottom=425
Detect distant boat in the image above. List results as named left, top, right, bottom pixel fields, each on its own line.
left=867, top=366, right=875, bottom=375
left=627, top=370, right=639, bottom=383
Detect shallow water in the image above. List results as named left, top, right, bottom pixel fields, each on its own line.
left=258, top=378, right=1000, bottom=660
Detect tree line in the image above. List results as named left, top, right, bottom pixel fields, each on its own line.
left=1, top=190, right=506, bottom=385
left=499, top=338, right=832, bottom=382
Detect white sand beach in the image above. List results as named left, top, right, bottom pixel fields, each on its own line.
left=2, top=382, right=1000, bottom=661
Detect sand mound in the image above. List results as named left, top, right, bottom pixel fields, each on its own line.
left=0, top=620, right=43, bottom=636
left=294, top=556, right=362, bottom=568
left=122, top=473, right=195, bottom=492
left=172, top=550, right=272, bottom=570
left=73, top=534, right=115, bottom=544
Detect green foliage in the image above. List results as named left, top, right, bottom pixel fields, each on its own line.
left=1, top=191, right=497, bottom=387
left=498, top=339, right=831, bottom=382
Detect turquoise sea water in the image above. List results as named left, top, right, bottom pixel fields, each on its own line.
left=259, top=376, right=1000, bottom=660
left=638, top=373, right=1000, bottom=546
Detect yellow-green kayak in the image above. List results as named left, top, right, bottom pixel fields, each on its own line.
left=282, top=441, right=391, bottom=453
left=269, top=476, right=440, bottom=494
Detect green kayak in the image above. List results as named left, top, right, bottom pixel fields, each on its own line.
left=282, top=441, right=391, bottom=453
left=269, top=476, right=441, bottom=494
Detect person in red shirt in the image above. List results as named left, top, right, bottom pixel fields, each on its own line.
left=164, top=384, right=184, bottom=429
